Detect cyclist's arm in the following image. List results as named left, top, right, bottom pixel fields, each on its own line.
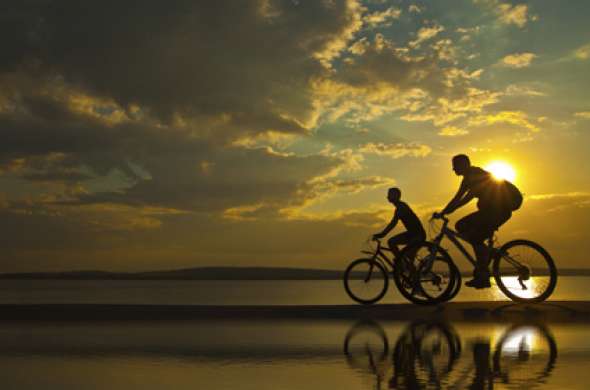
left=441, top=181, right=471, bottom=215
left=374, top=214, right=399, bottom=238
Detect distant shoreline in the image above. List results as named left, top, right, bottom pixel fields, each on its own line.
left=0, top=267, right=344, bottom=281
left=0, top=266, right=588, bottom=280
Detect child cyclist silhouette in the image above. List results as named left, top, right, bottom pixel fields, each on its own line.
left=372, top=187, right=426, bottom=258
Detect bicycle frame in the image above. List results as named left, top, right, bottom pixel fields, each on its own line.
left=361, top=240, right=397, bottom=270
left=430, top=217, right=478, bottom=267
left=430, top=217, right=526, bottom=272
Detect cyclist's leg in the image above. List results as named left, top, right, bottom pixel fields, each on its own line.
left=456, top=212, right=491, bottom=285
left=388, top=231, right=413, bottom=258
left=388, top=230, right=426, bottom=257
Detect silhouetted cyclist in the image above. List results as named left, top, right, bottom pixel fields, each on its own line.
left=434, top=154, right=516, bottom=289
left=373, top=187, right=426, bottom=258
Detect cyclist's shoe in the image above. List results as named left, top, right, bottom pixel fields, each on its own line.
left=465, top=277, right=491, bottom=289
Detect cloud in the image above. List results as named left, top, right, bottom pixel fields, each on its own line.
left=0, top=1, right=368, bottom=140
left=473, top=1, right=535, bottom=27
left=438, top=126, right=469, bottom=137
left=279, top=175, right=396, bottom=219
left=348, top=37, right=370, bottom=55
left=468, top=110, right=540, bottom=133
left=573, top=44, right=590, bottom=60
left=504, top=84, right=547, bottom=97
left=316, top=33, right=497, bottom=129
left=401, top=87, right=501, bottom=126
left=528, top=192, right=590, bottom=201
left=495, top=3, right=531, bottom=28
left=500, top=52, right=537, bottom=68
left=408, top=4, right=423, bottom=14
left=363, top=7, right=401, bottom=28
left=431, top=39, right=459, bottom=63
left=409, top=23, right=445, bottom=48
left=359, top=142, right=432, bottom=158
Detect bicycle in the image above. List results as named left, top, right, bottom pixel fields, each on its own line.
left=343, top=319, right=557, bottom=389
left=343, top=238, right=460, bottom=305
left=403, top=214, right=558, bottom=303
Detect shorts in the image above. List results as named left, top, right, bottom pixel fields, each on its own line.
left=388, top=230, right=426, bottom=249
left=455, top=208, right=511, bottom=244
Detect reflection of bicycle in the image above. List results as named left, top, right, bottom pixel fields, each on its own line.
left=343, top=320, right=558, bottom=389
left=343, top=238, right=458, bottom=305
left=343, top=320, right=461, bottom=389
left=444, top=323, right=557, bottom=389
left=405, top=215, right=558, bottom=303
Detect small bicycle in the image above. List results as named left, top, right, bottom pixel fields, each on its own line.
left=405, top=214, right=558, bottom=303
left=343, top=237, right=459, bottom=305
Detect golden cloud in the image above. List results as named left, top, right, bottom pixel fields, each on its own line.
left=401, top=87, right=501, bottom=126
left=409, top=23, right=445, bottom=48
left=438, top=126, right=469, bottom=137
left=363, top=7, right=401, bottom=28
left=468, top=110, right=540, bottom=133
left=312, top=0, right=364, bottom=68
left=359, top=142, right=432, bottom=158
left=496, top=3, right=530, bottom=28
left=408, top=4, right=423, bottom=14
left=504, top=84, right=547, bottom=96
left=500, top=52, right=537, bottom=68
left=574, top=44, right=590, bottom=60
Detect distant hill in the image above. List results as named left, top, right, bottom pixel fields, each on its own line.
left=0, top=267, right=345, bottom=280
left=0, top=266, right=586, bottom=280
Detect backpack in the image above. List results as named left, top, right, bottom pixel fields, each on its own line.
left=487, top=179, right=523, bottom=211
left=468, top=167, right=523, bottom=211
left=505, top=180, right=523, bottom=210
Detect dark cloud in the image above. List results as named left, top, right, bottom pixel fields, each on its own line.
left=1, top=0, right=363, bottom=137
left=0, top=0, right=369, bottom=215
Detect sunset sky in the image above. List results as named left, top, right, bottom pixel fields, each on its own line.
left=1, top=0, right=589, bottom=272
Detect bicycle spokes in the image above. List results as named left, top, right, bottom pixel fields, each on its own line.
left=493, top=241, right=557, bottom=302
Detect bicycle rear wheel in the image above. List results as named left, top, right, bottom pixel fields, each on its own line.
left=393, top=243, right=459, bottom=305
left=493, top=324, right=557, bottom=386
left=343, top=258, right=389, bottom=305
left=493, top=240, right=557, bottom=303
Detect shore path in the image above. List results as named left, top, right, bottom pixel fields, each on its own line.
left=2, top=301, right=590, bottom=323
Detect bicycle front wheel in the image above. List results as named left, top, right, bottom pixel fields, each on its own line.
left=343, top=258, right=389, bottom=305
left=493, top=240, right=557, bottom=303
left=393, top=243, right=459, bottom=305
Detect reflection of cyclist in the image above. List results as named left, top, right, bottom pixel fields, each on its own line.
left=470, top=341, right=492, bottom=389
left=434, top=155, right=514, bottom=289
left=372, top=187, right=426, bottom=259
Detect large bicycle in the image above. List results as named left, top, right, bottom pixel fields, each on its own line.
left=405, top=215, right=558, bottom=303
left=343, top=320, right=557, bottom=389
left=343, top=238, right=460, bottom=305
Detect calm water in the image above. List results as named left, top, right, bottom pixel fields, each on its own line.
left=1, top=319, right=589, bottom=389
left=2, top=278, right=590, bottom=388
left=0, top=276, right=588, bottom=305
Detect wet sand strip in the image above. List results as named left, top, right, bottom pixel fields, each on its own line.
left=1, top=301, right=590, bottom=323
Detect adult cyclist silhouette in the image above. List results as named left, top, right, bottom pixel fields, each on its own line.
left=433, top=154, right=516, bottom=288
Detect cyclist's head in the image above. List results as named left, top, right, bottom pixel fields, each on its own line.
left=387, top=187, right=401, bottom=203
left=452, top=154, right=471, bottom=175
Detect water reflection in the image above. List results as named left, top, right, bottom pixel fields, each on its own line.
left=344, top=320, right=557, bottom=389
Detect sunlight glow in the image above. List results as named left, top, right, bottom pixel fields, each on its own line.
left=485, top=161, right=517, bottom=182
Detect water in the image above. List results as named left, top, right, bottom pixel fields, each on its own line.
left=2, top=277, right=590, bottom=388
left=1, top=319, right=590, bottom=389
left=0, top=276, right=588, bottom=305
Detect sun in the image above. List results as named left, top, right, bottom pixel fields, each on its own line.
left=484, top=161, right=517, bottom=182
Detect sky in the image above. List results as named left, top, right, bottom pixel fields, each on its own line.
left=0, top=0, right=589, bottom=273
